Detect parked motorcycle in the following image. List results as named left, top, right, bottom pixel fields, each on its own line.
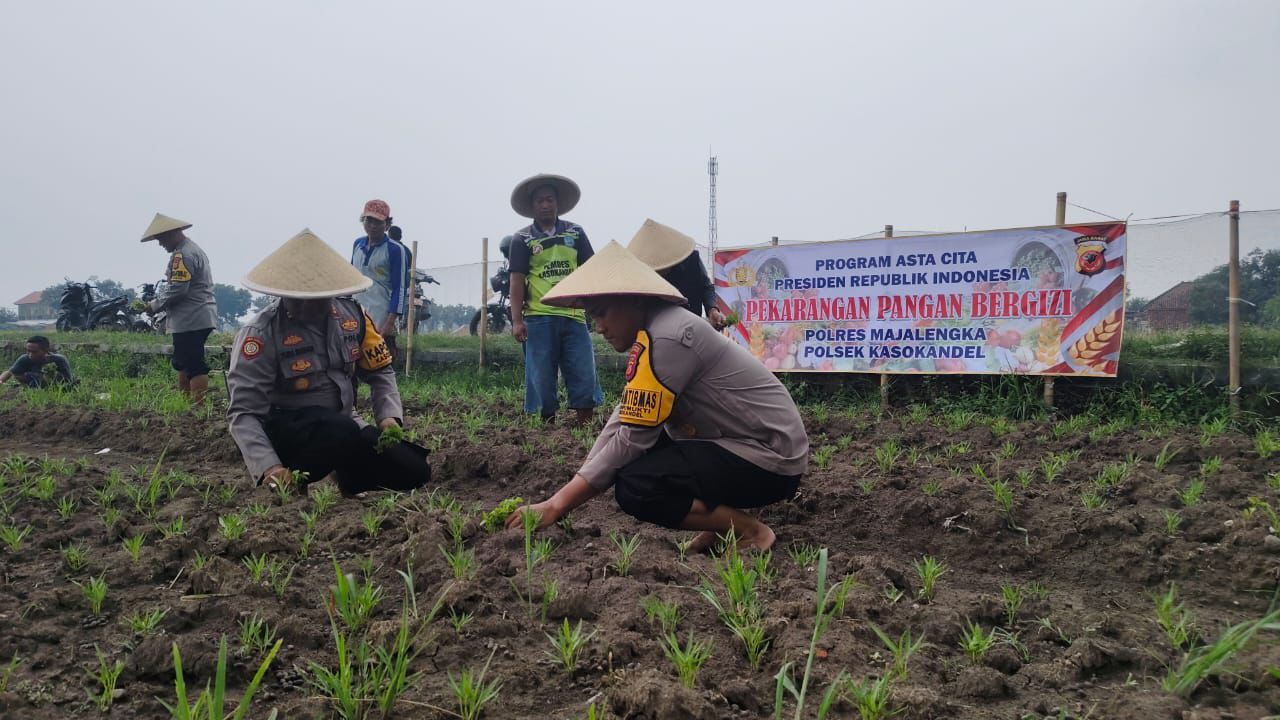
left=410, top=270, right=440, bottom=331
left=470, top=265, right=512, bottom=336
left=470, top=235, right=513, bottom=336
left=55, top=282, right=140, bottom=332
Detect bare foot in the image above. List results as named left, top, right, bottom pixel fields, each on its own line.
left=688, top=530, right=719, bottom=553
left=738, top=522, right=777, bottom=552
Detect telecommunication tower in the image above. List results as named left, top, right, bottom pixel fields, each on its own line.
left=707, top=155, right=719, bottom=262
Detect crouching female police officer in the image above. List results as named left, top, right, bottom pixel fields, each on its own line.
left=227, top=229, right=430, bottom=496
left=508, top=225, right=808, bottom=551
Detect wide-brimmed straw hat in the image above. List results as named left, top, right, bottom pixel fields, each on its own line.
left=541, top=240, right=686, bottom=309
left=242, top=229, right=373, bottom=299
left=626, top=219, right=697, bottom=271
left=140, top=213, right=192, bottom=242
left=510, top=173, right=580, bottom=218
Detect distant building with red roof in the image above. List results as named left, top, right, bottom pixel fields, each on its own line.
left=13, top=291, right=55, bottom=320
left=1143, top=281, right=1195, bottom=330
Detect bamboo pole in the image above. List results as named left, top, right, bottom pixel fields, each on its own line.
left=479, top=237, right=489, bottom=371
left=404, top=240, right=419, bottom=375
left=1228, top=200, right=1241, bottom=418
left=881, top=224, right=893, bottom=410
left=1044, top=192, right=1067, bottom=411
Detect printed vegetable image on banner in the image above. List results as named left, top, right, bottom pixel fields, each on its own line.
left=713, top=222, right=1126, bottom=376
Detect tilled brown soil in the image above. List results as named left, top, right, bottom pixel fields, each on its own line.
left=0, top=399, right=1278, bottom=720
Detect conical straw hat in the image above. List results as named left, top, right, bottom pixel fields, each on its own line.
left=242, top=229, right=373, bottom=299
left=625, top=219, right=697, bottom=271
left=541, top=240, right=686, bottom=309
left=510, top=173, right=581, bottom=218
left=140, top=213, right=192, bottom=242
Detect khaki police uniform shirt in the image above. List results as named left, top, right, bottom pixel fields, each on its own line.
left=150, top=238, right=218, bottom=333
left=578, top=303, right=809, bottom=491
left=226, top=298, right=400, bottom=481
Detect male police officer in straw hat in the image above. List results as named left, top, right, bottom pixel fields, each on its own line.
left=140, top=213, right=218, bottom=404
left=508, top=228, right=809, bottom=551
left=226, top=229, right=430, bottom=496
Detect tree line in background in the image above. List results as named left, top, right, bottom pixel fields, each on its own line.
left=22, top=278, right=254, bottom=329
left=1130, top=248, right=1280, bottom=328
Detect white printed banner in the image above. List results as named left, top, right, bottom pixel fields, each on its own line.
left=712, top=222, right=1127, bottom=376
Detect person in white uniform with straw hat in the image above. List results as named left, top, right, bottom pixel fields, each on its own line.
left=140, top=213, right=219, bottom=404
left=226, top=229, right=430, bottom=496
left=508, top=227, right=809, bottom=551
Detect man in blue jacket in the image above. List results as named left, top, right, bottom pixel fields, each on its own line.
left=351, top=199, right=408, bottom=365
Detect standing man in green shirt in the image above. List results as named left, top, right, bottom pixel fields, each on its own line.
left=508, top=173, right=602, bottom=424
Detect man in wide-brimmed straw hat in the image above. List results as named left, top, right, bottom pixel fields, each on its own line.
left=507, top=172, right=602, bottom=424
left=140, top=213, right=218, bottom=403
left=626, top=219, right=727, bottom=330
left=507, top=235, right=809, bottom=551
left=226, top=229, right=430, bottom=496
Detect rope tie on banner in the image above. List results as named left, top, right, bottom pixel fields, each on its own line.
left=1226, top=297, right=1256, bottom=306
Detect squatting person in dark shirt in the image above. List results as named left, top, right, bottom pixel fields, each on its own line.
left=0, top=336, right=74, bottom=388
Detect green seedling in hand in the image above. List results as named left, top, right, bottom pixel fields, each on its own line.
left=481, top=497, right=524, bottom=533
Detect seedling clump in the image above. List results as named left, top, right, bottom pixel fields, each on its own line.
left=545, top=618, right=596, bottom=674
left=959, top=620, right=997, bottom=664
left=788, top=542, right=821, bottom=569
left=448, top=650, right=502, bottom=720
left=661, top=632, right=713, bottom=689
left=74, top=572, right=109, bottom=615
left=84, top=645, right=125, bottom=711
left=122, top=607, right=168, bottom=636
left=642, top=595, right=682, bottom=636
left=481, top=497, right=524, bottom=533
left=913, top=555, right=945, bottom=602
left=697, top=532, right=773, bottom=668
left=608, top=530, right=642, bottom=577
left=375, top=423, right=406, bottom=453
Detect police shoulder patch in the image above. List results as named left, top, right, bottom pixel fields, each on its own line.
left=240, top=336, right=264, bottom=359
left=624, top=342, right=644, bottom=382
left=169, top=252, right=192, bottom=282
left=618, top=330, right=676, bottom=428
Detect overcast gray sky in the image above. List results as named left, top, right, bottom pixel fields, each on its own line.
left=2, top=1, right=1277, bottom=308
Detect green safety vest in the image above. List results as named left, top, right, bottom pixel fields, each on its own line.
left=523, top=226, right=586, bottom=321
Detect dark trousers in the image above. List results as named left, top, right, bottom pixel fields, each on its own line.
left=263, top=406, right=429, bottom=494
left=613, top=436, right=801, bottom=529
left=171, top=328, right=214, bottom=378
